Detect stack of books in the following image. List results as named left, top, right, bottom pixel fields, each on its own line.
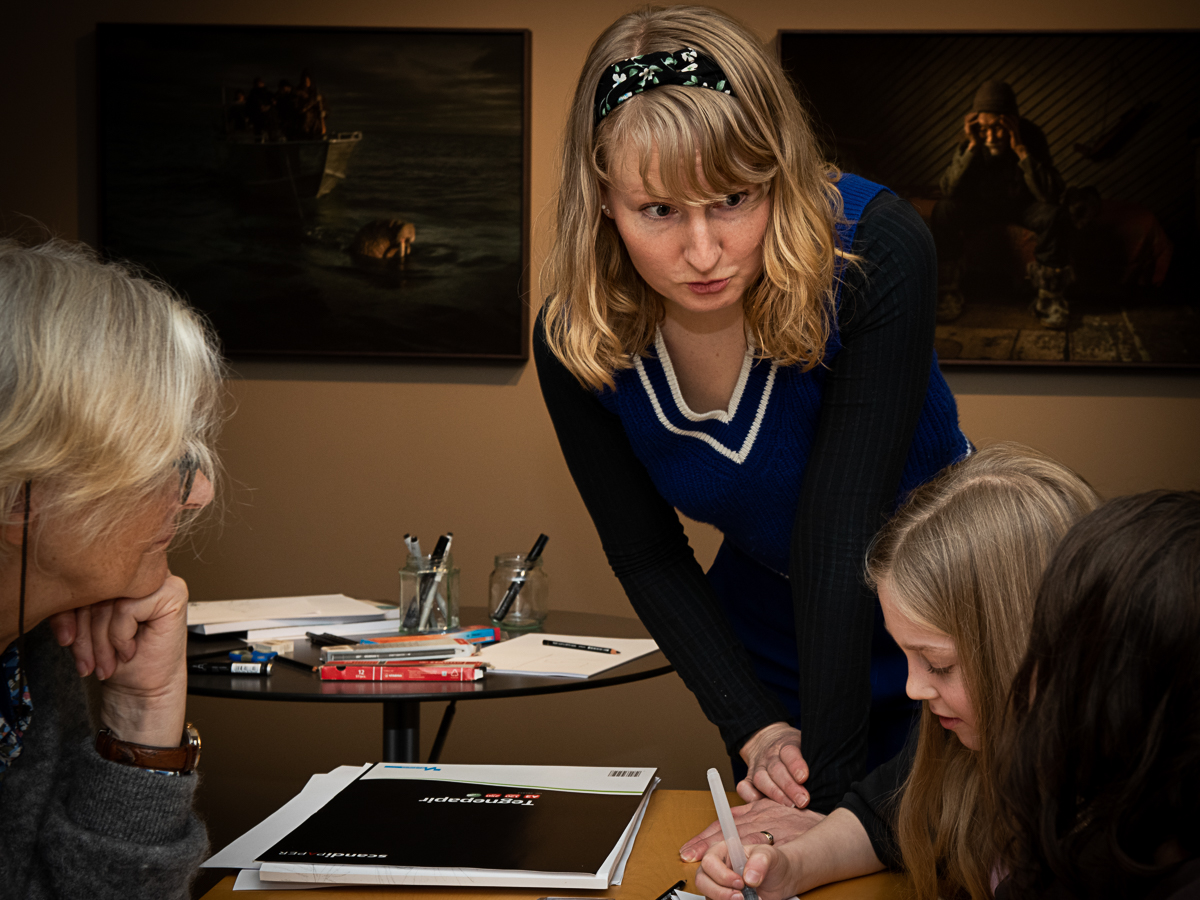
left=318, top=632, right=485, bottom=682
left=203, top=763, right=659, bottom=889
left=315, top=627, right=501, bottom=682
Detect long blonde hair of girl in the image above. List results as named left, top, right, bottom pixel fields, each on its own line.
left=865, top=444, right=1099, bottom=900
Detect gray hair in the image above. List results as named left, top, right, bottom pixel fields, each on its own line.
left=0, top=239, right=224, bottom=549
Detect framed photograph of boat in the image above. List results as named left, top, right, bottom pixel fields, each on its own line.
left=778, top=30, right=1200, bottom=367
left=96, top=24, right=531, bottom=360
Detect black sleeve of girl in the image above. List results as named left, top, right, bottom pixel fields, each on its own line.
left=837, top=727, right=917, bottom=870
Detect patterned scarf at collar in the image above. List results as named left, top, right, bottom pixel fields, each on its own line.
left=0, top=640, right=32, bottom=775
left=594, top=47, right=735, bottom=125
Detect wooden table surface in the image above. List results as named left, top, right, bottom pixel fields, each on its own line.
left=200, top=789, right=908, bottom=899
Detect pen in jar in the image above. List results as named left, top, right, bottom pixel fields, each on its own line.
left=493, top=533, right=549, bottom=622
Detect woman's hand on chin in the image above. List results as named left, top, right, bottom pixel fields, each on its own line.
left=49, top=574, right=190, bottom=748
left=738, top=722, right=810, bottom=808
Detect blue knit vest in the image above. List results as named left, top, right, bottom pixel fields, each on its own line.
left=595, top=174, right=970, bottom=576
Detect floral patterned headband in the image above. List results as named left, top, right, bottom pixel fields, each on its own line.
left=593, top=47, right=735, bottom=126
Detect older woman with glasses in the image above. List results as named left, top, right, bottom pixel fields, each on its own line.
left=0, top=239, right=223, bottom=899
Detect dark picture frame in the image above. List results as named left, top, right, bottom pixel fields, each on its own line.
left=97, top=24, right=531, bottom=361
left=779, top=30, right=1200, bottom=367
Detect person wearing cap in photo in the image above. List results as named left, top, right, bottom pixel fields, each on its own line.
left=931, top=80, right=1073, bottom=328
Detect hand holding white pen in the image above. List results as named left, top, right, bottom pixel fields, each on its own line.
left=695, top=837, right=801, bottom=900
left=705, top=768, right=760, bottom=900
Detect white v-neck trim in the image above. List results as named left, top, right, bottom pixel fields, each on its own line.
left=633, top=330, right=778, bottom=466
left=653, top=328, right=755, bottom=423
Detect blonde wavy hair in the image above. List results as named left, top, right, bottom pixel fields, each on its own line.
left=542, top=5, right=845, bottom=390
left=865, top=444, right=1100, bottom=900
left=0, top=239, right=225, bottom=553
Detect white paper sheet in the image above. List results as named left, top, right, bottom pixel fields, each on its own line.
left=233, top=869, right=333, bottom=890
left=611, top=776, right=659, bottom=884
left=187, top=595, right=386, bottom=634
left=474, top=633, right=659, bottom=678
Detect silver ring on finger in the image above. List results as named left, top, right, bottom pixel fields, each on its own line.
left=760, top=831, right=774, bottom=846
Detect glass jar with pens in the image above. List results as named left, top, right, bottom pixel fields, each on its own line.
left=489, top=534, right=549, bottom=630
left=400, top=533, right=460, bottom=634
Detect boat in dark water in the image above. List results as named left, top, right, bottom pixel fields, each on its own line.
left=219, top=131, right=362, bottom=199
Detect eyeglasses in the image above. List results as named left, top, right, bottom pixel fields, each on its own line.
left=174, top=450, right=202, bottom=504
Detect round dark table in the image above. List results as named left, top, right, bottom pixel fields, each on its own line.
left=187, top=606, right=672, bottom=763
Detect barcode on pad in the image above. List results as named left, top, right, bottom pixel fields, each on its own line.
left=608, top=769, right=642, bottom=777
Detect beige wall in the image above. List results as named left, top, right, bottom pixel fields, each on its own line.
left=6, top=0, right=1200, bottom=889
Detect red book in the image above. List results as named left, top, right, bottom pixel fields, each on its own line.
left=319, top=662, right=485, bottom=681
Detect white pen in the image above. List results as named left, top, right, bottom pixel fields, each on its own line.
left=707, top=767, right=759, bottom=900
left=401, top=534, right=423, bottom=629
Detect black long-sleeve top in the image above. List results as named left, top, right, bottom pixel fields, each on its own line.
left=535, top=192, right=961, bottom=810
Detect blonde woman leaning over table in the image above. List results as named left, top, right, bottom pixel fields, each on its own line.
left=535, top=4, right=971, bottom=850
left=696, top=444, right=1098, bottom=900
left=0, top=239, right=222, bottom=899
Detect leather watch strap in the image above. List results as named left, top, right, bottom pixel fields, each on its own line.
left=95, top=723, right=201, bottom=774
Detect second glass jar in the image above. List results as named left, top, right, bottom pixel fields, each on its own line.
left=488, top=553, right=548, bottom=630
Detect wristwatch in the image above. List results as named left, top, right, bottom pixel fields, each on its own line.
left=95, top=723, right=201, bottom=775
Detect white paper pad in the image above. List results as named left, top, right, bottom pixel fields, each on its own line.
left=611, top=775, right=659, bottom=884
left=234, top=869, right=333, bottom=890
left=475, top=633, right=659, bottom=678
left=187, top=595, right=386, bottom=635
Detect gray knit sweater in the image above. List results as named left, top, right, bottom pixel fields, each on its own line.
left=0, top=623, right=207, bottom=899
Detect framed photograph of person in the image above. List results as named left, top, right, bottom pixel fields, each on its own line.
left=97, top=24, right=531, bottom=360
left=778, top=31, right=1200, bottom=367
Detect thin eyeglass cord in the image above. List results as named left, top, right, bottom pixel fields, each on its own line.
left=17, top=480, right=30, bottom=702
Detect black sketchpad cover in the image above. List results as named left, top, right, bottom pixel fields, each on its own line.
left=258, top=768, right=647, bottom=873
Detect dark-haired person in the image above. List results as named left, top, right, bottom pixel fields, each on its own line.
left=537, top=4, right=970, bottom=848
left=997, top=490, right=1200, bottom=900
left=0, top=239, right=222, bottom=899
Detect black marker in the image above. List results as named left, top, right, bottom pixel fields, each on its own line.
left=416, top=532, right=453, bottom=631
left=306, top=632, right=365, bottom=648
left=543, top=639, right=619, bottom=655
left=493, top=533, right=549, bottom=622
left=189, top=660, right=272, bottom=676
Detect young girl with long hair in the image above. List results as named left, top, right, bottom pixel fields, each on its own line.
left=696, top=443, right=1099, bottom=900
